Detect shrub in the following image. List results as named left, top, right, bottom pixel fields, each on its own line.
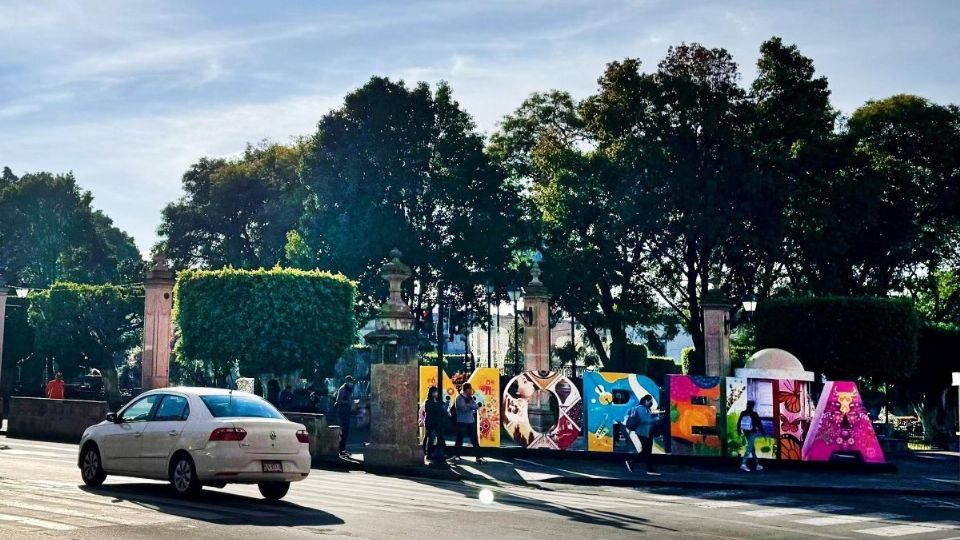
left=680, top=347, right=695, bottom=375
left=646, top=355, right=680, bottom=388
left=754, top=296, right=920, bottom=382
left=173, top=267, right=357, bottom=380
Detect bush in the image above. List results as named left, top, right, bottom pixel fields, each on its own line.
left=646, top=355, right=680, bottom=388
left=910, top=324, right=960, bottom=446
left=754, top=296, right=920, bottom=382
left=680, top=347, right=695, bottom=375
left=173, top=267, right=357, bottom=380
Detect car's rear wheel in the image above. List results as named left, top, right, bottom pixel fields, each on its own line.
left=169, top=454, right=202, bottom=498
left=80, top=445, right=106, bottom=487
left=258, top=481, right=290, bottom=501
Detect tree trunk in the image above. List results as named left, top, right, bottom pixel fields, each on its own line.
left=582, top=324, right=610, bottom=366
left=684, top=250, right=706, bottom=375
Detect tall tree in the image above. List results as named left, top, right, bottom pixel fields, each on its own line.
left=300, top=77, right=522, bottom=320
left=0, top=170, right=143, bottom=287
left=158, top=142, right=307, bottom=270
left=28, top=282, right=143, bottom=406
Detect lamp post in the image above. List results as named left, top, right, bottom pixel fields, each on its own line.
left=741, top=294, right=757, bottom=319
left=435, top=280, right=446, bottom=402
left=484, top=280, right=495, bottom=369
left=507, top=286, right=522, bottom=376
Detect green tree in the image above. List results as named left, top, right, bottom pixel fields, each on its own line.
left=158, top=143, right=307, bottom=270
left=0, top=170, right=142, bottom=287
left=300, top=77, right=522, bottom=322
left=284, top=230, right=315, bottom=270
left=28, top=282, right=143, bottom=406
left=173, top=267, right=357, bottom=381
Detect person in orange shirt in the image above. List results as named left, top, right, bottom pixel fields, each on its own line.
left=46, top=372, right=65, bottom=400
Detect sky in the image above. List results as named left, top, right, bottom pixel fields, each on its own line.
left=1, top=0, right=958, bottom=254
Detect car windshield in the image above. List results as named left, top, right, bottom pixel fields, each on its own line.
left=200, top=394, right=285, bottom=419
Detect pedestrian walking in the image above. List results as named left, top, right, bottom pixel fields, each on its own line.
left=737, top=400, right=767, bottom=472
left=46, top=372, right=65, bottom=400
left=451, top=383, right=484, bottom=464
left=422, top=386, right=446, bottom=462
left=334, top=376, right=355, bottom=457
left=279, top=385, right=295, bottom=411
left=624, top=394, right=659, bottom=474
left=266, top=379, right=280, bottom=407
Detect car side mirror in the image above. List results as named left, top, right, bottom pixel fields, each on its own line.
left=106, top=412, right=119, bottom=423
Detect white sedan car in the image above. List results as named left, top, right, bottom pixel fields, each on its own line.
left=78, top=387, right=312, bottom=500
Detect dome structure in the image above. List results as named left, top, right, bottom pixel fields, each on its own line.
left=735, top=348, right=814, bottom=381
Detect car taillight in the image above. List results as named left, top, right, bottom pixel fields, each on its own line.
left=296, top=429, right=310, bottom=443
left=209, top=427, right=247, bottom=441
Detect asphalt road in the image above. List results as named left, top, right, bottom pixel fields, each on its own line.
left=0, top=436, right=958, bottom=539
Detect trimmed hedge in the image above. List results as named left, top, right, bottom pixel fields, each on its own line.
left=755, top=296, right=919, bottom=382
left=174, top=267, right=357, bottom=379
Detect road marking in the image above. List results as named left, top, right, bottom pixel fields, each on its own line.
left=854, top=523, right=958, bottom=537
left=794, top=513, right=905, bottom=526
left=740, top=504, right=853, bottom=517
left=0, top=512, right=77, bottom=531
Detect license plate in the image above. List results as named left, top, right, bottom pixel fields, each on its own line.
left=262, top=461, right=283, bottom=473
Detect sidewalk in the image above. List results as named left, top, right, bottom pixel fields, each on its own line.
left=334, top=439, right=960, bottom=498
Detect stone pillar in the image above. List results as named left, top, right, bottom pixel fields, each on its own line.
left=702, top=275, right=732, bottom=377
left=0, top=274, right=7, bottom=423
left=363, top=249, right=424, bottom=467
left=141, top=253, right=175, bottom=390
left=522, top=253, right=551, bottom=372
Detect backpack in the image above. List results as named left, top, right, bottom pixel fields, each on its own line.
left=739, top=414, right=754, bottom=433
left=625, top=406, right=642, bottom=431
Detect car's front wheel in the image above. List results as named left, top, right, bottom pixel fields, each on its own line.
left=169, top=454, right=202, bottom=498
left=80, top=445, right=106, bottom=487
left=258, top=481, right=290, bottom=501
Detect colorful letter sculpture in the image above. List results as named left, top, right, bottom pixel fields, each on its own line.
left=467, top=368, right=501, bottom=448
left=776, top=379, right=815, bottom=460
left=583, top=372, right=661, bottom=453
left=802, top=381, right=885, bottom=463
left=723, top=377, right=748, bottom=457
left=503, top=371, right=582, bottom=449
left=668, top=375, right=722, bottom=456
left=419, top=366, right=455, bottom=404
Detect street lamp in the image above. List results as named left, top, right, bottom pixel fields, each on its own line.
left=741, top=294, right=757, bottom=317
left=15, top=287, right=29, bottom=299
left=507, top=286, right=522, bottom=376
left=484, top=280, right=495, bottom=369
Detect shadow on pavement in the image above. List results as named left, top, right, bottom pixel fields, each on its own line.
left=79, top=482, right=345, bottom=527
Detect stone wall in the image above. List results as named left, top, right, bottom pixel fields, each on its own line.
left=364, top=363, right=423, bottom=468
left=283, top=411, right=341, bottom=463
left=8, top=397, right=110, bottom=442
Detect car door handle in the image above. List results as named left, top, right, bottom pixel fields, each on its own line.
left=133, top=433, right=142, bottom=438
left=168, top=430, right=179, bottom=437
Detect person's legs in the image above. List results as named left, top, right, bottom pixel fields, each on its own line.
left=339, top=416, right=351, bottom=454
left=454, top=423, right=466, bottom=458
left=467, top=423, right=483, bottom=462
left=640, top=435, right=654, bottom=472
left=741, top=433, right=756, bottom=470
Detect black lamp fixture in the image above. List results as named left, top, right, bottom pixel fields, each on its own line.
left=741, top=294, right=758, bottom=315
left=507, top=286, right=533, bottom=325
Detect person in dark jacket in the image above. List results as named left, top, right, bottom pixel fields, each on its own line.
left=279, top=385, right=295, bottom=411
left=624, top=394, right=659, bottom=474
left=737, top=400, right=768, bottom=472
left=334, top=376, right=355, bottom=456
left=266, top=379, right=281, bottom=407
left=451, top=383, right=484, bottom=464
left=422, top=386, right=446, bottom=462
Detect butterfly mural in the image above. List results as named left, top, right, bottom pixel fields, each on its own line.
left=775, top=379, right=814, bottom=460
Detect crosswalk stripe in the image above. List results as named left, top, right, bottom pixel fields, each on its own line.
left=0, top=512, right=77, bottom=531
left=740, top=504, right=853, bottom=517
left=0, top=499, right=165, bottom=526
left=855, top=524, right=953, bottom=537
left=793, top=513, right=906, bottom=526
left=289, top=482, right=491, bottom=513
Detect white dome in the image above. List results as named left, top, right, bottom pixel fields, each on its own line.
left=745, top=348, right=805, bottom=372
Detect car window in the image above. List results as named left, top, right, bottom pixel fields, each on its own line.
left=120, top=395, right=160, bottom=422
left=154, top=395, right=189, bottom=421
left=200, top=394, right=284, bottom=419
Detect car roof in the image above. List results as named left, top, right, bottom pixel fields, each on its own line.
left=141, top=387, right=257, bottom=397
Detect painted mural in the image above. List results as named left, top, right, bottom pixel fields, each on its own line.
left=503, top=371, right=583, bottom=450
left=802, top=381, right=885, bottom=463
left=723, top=377, right=748, bottom=457
left=668, top=375, right=722, bottom=456
left=467, top=368, right=501, bottom=448
left=776, top=379, right=815, bottom=460
left=744, top=378, right=779, bottom=459
left=583, top=372, right=661, bottom=453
